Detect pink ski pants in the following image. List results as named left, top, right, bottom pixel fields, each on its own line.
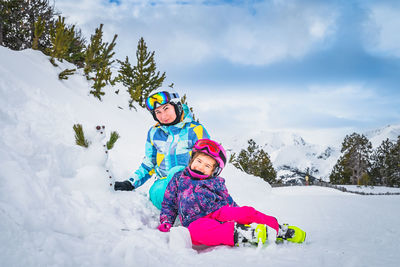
left=187, top=205, right=280, bottom=246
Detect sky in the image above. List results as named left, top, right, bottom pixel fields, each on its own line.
left=55, top=0, right=400, bottom=145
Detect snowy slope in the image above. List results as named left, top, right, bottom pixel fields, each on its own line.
left=1, top=46, right=400, bottom=267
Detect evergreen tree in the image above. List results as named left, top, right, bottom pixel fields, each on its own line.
left=32, top=16, right=45, bottom=50
left=0, top=0, right=28, bottom=49
left=117, top=37, right=166, bottom=109
left=66, top=28, right=86, bottom=68
left=370, top=138, right=393, bottom=185
left=329, top=154, right=352, bottom=184
left=231, top=139, right=276, bottom=184
left=386, top=136, right=400, bottom=186
left=0, top=0, right=56, bottom=50
left=342, top=133, right=372, bottom=185
left=84, top=24, right=117, bottom=100
left=84, top=24, right=102, bottom=75
left=47, top=16, right=76, bottom=62
left=330, top=133, right=372, bottom=185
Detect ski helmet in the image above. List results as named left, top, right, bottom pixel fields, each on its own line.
left=145, top=90, right=183, bottom=125
left=188, top=139, right=227, bottom=178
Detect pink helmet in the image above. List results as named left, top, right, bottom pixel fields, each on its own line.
left=190, top=139, right=227, bottom=177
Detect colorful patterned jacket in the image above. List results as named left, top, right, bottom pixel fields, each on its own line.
left=160, top=168, right=238, bottom=227
left=129, top=104, right=209, bottom=188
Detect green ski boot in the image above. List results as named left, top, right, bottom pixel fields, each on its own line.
left=276, top=224, right=306, bottom=244
left=234, top=223, right=267, bottom=247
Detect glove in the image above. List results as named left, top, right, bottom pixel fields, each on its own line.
left=114, top=180, right=135, bottom=191
left=158, top=223, right=172, bottom=232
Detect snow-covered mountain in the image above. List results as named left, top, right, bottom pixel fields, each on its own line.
left=364, top=124, right=400, bottom=147
left=1, top=46, right=400, bottom=267
left=227, top=124, right=400, bottom=184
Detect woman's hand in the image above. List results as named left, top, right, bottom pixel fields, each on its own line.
left=114, top=181, right=134, bottom=191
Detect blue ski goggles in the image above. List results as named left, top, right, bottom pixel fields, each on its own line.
left=145, top=91, right=180, bottom=111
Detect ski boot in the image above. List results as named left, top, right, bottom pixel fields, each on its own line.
left=234, top=223, right=267, bottom=247
left=276, top=224, right=306, bottom=244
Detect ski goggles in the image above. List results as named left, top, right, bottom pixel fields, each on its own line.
left=193, top=139, right=226, bottom=164
left=145, top=91, right=180, bottom=111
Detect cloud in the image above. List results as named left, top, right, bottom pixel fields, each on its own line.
left=363, top=2, right=400, bottom=58
left=57, top=0, right=338, bottom=66
left=185, top=83, right=400, bottom=143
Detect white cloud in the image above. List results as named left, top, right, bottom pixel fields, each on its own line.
left=184, top=82, right=399, bottom=145
left=56, top=0, right=338, bottom=66
left=364, top=3, right=400, bottom=57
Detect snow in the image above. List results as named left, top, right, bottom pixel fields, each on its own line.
left=341, top=185, right=400, bottom=194
left=1, top=46, right=400, bottom=267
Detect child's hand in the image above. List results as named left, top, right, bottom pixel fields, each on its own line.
left=158, top=223, right=172, bottom=232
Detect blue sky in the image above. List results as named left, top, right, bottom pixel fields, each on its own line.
left=56, top=0, right=400, bottom=145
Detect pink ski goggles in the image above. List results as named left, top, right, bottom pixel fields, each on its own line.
left=193, top=139, right=226, bottom=168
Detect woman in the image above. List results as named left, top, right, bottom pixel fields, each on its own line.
left=114, top=91, right=210, bottom=210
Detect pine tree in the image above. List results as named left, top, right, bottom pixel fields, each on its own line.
left=66, top=28, right=86, bottom=68
left=254, top=148, right=277, bottom=183
left=0, top=0, right=28, bottom=49
left=117, top=37, right=166, bottom=109
left=84, top=24, right=117, bottom=100
left=47, top=16, right=76, bottom=62
left=342, top=133, right=372, bottom=185
left=386, top=136, right=400, bottom=186
left=231, top=139, right=276, bottom=183
left=330, top=133, right=372, bottom=185
left=32, top=16, right=45, bottom=50
left=329, top=154, right=352, bottom=184
left=370, top=139, right=393, bottom=185
left=0, top=0, right=56, bottom=50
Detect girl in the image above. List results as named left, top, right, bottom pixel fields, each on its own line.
left=114, top=91, right=210, bottom=210
left=158, top=139, right=306, bottom=247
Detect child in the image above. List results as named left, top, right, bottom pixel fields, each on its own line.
left=158, top=139, right=306, bottom=247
